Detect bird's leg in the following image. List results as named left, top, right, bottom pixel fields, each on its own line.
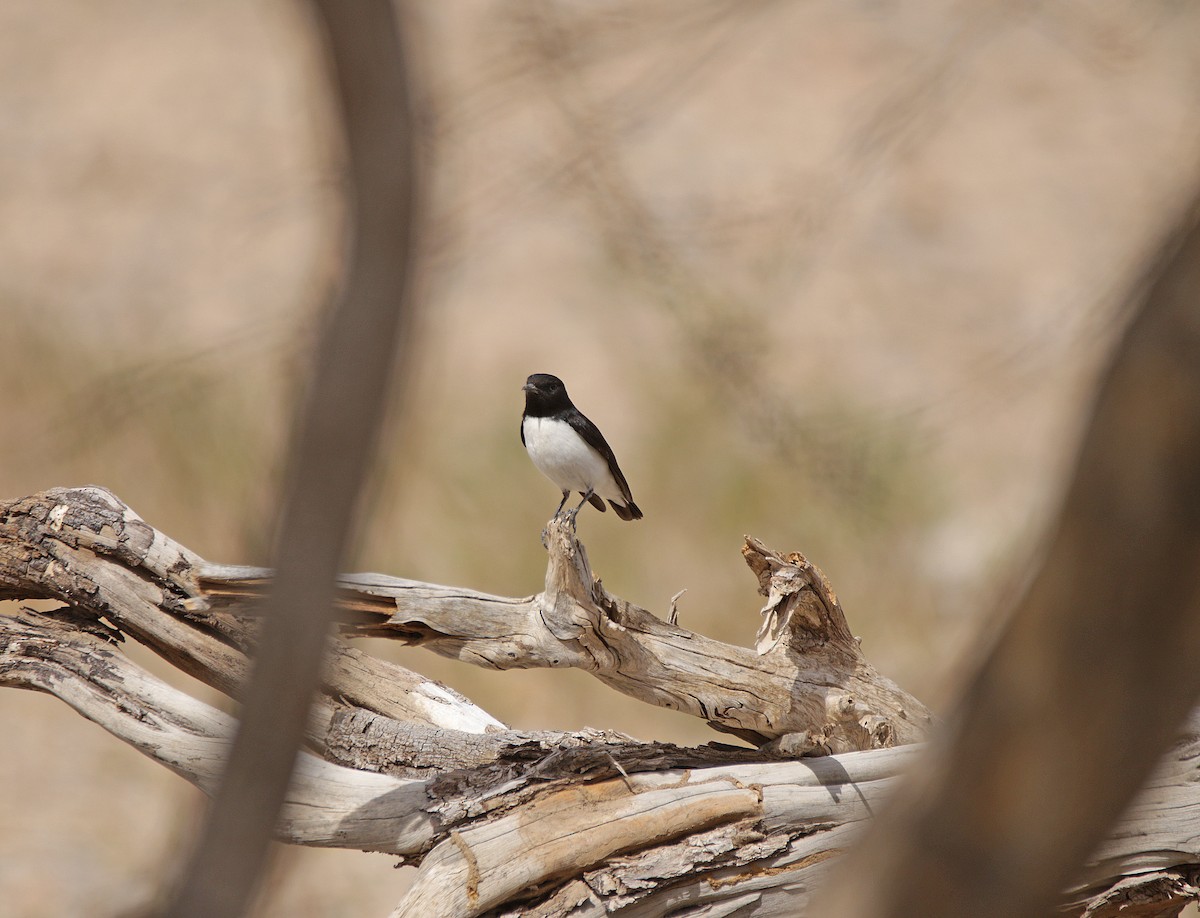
left=565, top=489, right=594, bottom=528
left=543, top=491, right=571, bottom=545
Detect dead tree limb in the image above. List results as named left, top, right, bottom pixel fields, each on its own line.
left=199, top=520, right=931, bottom=753
left=0, top=612, right=435, bottom=854
left=2, top=486, right=1199, bottom=915
left=0, top=487, right=501, bottom=739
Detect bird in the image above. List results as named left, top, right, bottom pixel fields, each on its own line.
left=521, top=373, right=643, bottom=522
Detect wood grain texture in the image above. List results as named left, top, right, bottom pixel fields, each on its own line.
left=0, top=611, right=435, bottom=854
left=201, top=515, right=932, bottom=752
left=2, top=487, right=1198, bottom=915
left=0, top=487, right=503, bottom=738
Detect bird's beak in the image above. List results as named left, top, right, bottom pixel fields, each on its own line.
left=521, top=383, right=534, bottom=393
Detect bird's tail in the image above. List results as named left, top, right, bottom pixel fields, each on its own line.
left=610, top=500, right=643, bottom=521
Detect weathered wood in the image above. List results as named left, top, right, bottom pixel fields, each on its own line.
left=0, top=599, right=887, bottom=913
left=0, top=611, right=436, bottom=854
left=2, top=486, right=1198, bottom=916
left=6, top=605, right=1197, bottom=916
left=200, top=516, right=932, bottom=752
left=0, top=487, right=503, bottom=738
left=1067, top=871, right=1200, bottom=918
left=326, top=706, right=794, bottom=782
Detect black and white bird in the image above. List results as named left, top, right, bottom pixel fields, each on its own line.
left=521, top=373, right=643, bottom=522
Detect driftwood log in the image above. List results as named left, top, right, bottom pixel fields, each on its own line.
left=1, top=487, right=1198, bottom=916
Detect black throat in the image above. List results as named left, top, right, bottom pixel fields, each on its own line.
left=523, top=374, right=573, bottom=419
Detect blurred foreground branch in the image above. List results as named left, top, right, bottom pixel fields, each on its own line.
left=816, top=202, right=1200, bottom=917
left=1, top=487, right=1199, bottom=915
left=169, top=0, right=420, bottom=915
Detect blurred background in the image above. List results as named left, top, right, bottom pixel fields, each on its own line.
left=2, top=0, right=1200, bottom=915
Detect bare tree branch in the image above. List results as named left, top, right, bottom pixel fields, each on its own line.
left=0, top=613, right=436, bottom=855
left=199, top=517, right=931, bottom=753
left=0, top=488, right=499, bottom=740
left=4, top=589, right=1200, bottom=915
left=2, top=486, right=1199, bottom=914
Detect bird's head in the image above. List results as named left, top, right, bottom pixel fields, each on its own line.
left=523, top=373, right=570, bottom=413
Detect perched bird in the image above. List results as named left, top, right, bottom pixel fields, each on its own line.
left=521, top=373, right=643, bottom=521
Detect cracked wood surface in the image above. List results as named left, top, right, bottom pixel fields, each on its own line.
left=6, top=610, right=1198, bottom=917
left=0, top=611, right=436, bottom=854
left=2, top=486, right=1199, bottom=916
left=200, top=515, right=933, bottom=752
left=0, top=486, right=502, bottom=738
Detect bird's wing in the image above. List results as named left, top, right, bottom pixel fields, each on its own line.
left=566, top=411, right=636, bottom=504
left=519, top=415, right=526, bottom=446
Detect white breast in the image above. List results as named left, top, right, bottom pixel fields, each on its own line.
left=523, top=416, right=622, bottom=500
